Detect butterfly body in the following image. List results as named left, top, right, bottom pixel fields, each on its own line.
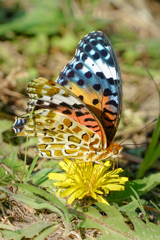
left=13, top=31, right=123, bottom=162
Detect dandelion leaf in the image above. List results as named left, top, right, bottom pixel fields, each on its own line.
left=73, top=203, right=160, bottom=240
left=1, top=222, right=54, bottom=240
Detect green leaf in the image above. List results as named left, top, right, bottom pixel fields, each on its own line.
left=70, top=205, right=135, bottom=239
left=127, top=211, right=160, bottom=239
left=0, top=184, right=71, bottom=235
left=120, top=199, right=146, bottom=216
left=0, top=224, right=16, bottom=231
left=107, top=172, right=160, bottom=203
left=70, top=203, right=160, bottom=239
left=16, top=184, right=70, bottom=227
left=34, top=224, right=59, bottom=240
left=70, top=207, right=110, bottom=239
left=0, top=186, right=63, bottom=216
left=1, top=221, right=55, bottom=240
left=30, top=166, right=61, bottom=187
left=130, top=187, right=148, bottom=224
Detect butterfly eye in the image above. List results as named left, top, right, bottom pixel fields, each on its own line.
left=112, top=147, right=119, bottom=156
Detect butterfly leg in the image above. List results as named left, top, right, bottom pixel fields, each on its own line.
left=66, top=152, right=96, bottom=174
left=112, top=157, right=119, bottom=170
left=66, top=159, right=93, bottom=175
left=112, top=159, right=115, bottom=170
left=89, top=162, right=104, bottom=194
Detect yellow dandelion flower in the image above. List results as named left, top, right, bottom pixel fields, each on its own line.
left=48, top=158, right=128, bottom=205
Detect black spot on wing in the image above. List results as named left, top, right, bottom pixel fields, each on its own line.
left=100, top=49, right=108, bottom=57
left=93, top=99, right=99, bottom=105
left=48, top=103, right=57, bottom=108
left=77, top=79, right=84, bottom=86
left=82, top=53, right=88, bottom=61
left=91, top=40, right=97, bottom=45
left=85, top=71, right=92, bottom=78
left=84, top=118, right=96, bottom=122
left=103, top=107, right=117, bottom=115
left=95, top=129, right=100, bottom=133
left=93, top=84, right=101, bottom=91
left=96, top=72, right=105, bottom=79
left=79, top=95, right=84, bottom=101
left=62, top=109, right=72, bottom=115
left=105, top=100, right=118, bottom=108
left=67, top=70, right=75, bottom=78
left=60, top=102, right=72, bottom=109
left=73, top=103, right=84, bottom=109
left=37, top=100, right=44, bottom=105
left=107, top=78, right=114, bottom=85
left=86, top=124, right=99, bottom=129
left=104, top=88, right=112, bottom=96
left=85, top=44, right=91, bottom=52
left=92, top=52, right=100, bottom=60
left=60, top=79, right=68, bottom=86
left=103, top=88, right=118, bottom=97
left=107, top=56, right=115, bottom=68
left=75, top=63, right=83, bottom=70
left=76, top=111, right=85, bottom=117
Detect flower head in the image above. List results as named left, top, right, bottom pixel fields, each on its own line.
left=48, top=158, right=128, bottom=205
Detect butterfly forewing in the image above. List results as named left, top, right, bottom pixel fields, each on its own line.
left=56, top=31, right=122, bottom=144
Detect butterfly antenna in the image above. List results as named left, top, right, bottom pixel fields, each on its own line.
left=122, top=142, right=150, bottom=147
left=120, top=118, right=157, bottom=146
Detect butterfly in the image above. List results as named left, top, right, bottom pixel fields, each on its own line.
left=13, top=31, right=123, bottom=162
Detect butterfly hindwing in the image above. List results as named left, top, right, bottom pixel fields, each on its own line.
left=14, top=108, right=101, bottom=159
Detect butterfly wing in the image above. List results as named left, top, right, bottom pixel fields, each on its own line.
left=13, top=77, right=104, bottom=158
left=27, top=77, right=106, bottom=141
left=56, top=31, right=122, bottom=145
left=13, top=31, right=122, bottom=159
left=14, top=109, right=101, bottom=159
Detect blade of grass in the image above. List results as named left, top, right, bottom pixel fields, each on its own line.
left=16, top=183, right=70, bottom=227
left=0, top=186, right=65, bottom=222
left=33, top=224, right=59, bottom=240
left=150, top=200, right=160, bottom=212
left=0, top=223, right=16, bottom=231
left=21, top=107, right=35, bottom=183
left=23, top=154, right=39, bottom=184
left=11, top=151, right=16, bottom=177
left=130, top=186, right=149, bottom=224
